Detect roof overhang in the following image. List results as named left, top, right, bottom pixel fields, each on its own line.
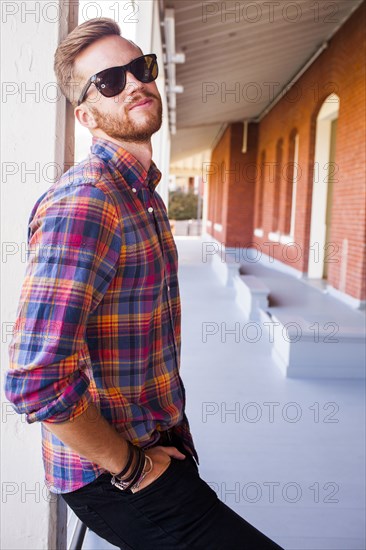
left=161, top=0, right=363, bottom=163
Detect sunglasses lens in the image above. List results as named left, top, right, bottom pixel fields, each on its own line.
left=91, top=55, right=158, bottom=100
left=96, top=66, right=126, bottom=97
left=132, top=55, right=158, bottom=83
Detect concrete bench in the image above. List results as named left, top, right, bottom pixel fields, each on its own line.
left=259, top=308, right=366, bottom=379
left=233, top=274, right=270, bottom=320
left=211, top=250, right=240, bottom=286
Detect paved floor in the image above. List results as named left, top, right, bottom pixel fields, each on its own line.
left=83, top=236, right=365, bottom=550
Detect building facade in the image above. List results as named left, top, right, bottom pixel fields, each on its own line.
left=205, top=1, right=365, bottom=307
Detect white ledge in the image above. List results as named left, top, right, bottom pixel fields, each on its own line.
left=280, top=234, right=295, bottom=245
left=268, top=231, right=281, bottom=242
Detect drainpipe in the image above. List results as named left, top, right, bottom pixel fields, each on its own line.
left=161, top=7, right=185, bottom=135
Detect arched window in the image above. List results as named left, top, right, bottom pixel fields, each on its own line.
left=272, top=138, right=283, bottom=232
left=215, top=163, right=223, bottom=224
left=283, top=130, right=299, bottom=236
left=308, top=93, right=339, bottom=279
left=256, top=150, right=266, bottom=229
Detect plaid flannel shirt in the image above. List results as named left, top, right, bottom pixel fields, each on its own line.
left=5, top=137, right=199, bottom=493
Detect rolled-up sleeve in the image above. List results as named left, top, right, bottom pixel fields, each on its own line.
left=4, top=183, right=122, bottom=424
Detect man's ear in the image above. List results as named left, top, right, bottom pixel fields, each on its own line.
left=74, top=104, right=98, bottom=130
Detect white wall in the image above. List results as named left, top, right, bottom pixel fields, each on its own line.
left=1, top=2, right=70, bottom=548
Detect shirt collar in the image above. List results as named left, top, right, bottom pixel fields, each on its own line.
left=90, top=136, right=162, bottom=193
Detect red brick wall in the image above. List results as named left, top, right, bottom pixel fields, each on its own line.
left=206, top=125, right=230, bottom=242
left=206, top=1, right=366, bottom=302
left=226, top=123, right=258, bottom=247
left=206, top=122, right=258, bottom=246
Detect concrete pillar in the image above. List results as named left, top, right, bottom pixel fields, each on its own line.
left=150, top=0, right=171, bottom=207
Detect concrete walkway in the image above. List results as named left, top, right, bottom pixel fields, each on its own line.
left=83, top=236, right=365, bottom=550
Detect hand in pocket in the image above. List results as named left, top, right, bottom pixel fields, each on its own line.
left=130, top=445, right=186, bottom=494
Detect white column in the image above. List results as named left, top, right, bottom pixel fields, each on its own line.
left=1, top=2, right=74, bottom=548
left=151, top=1, right=171, bottom=207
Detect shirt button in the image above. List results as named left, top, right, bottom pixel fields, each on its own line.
left=148, top=206, right=154, bottom=213
left=167, top=285, right=170, bottom=291
left=132, top=187, right=137, bottom=193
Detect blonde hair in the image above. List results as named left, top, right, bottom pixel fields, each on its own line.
left=54, top=17, right=139, bottom=107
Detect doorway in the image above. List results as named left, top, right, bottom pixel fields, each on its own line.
left=308, top=94, right=339, bottom=280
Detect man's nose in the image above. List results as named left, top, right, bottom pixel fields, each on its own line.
left=124, top=70, right=143, bottom=94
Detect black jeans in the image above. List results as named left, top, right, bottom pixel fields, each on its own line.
left=62, top=436, right=284, bottom=550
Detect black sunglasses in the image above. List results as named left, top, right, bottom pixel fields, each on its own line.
left=77, top=53, right=158, bottom=106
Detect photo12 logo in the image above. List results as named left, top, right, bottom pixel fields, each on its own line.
left=201, top=2, right=340, bottom=25
left=1, top=1, right=139, bottom=25
left=201, top=401, right=340, bottom=423
left=206, top=480, right=340, bottom=504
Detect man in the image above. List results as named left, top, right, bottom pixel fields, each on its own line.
left=5, top=18, right=283, bottom=550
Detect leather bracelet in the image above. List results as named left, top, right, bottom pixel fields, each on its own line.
left=111, top=446, right=146, bottom=491
left=111, top=453, right=153, bottom=491
left=111, top=440, right=135, bottom=480
left=115, top=445, right=141, bottom=482
left=124, top=448, right=146, bottom=488
left=118, top=446, right=143, bottom=484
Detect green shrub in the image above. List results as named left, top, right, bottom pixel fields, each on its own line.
left=168, top=191, right=199, bottom=220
